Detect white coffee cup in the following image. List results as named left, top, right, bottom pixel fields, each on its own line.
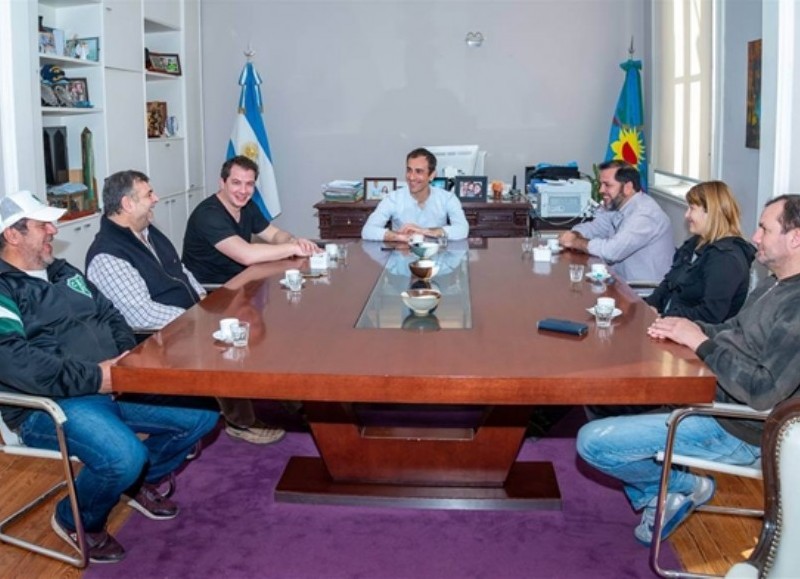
left=596, top=297, right=616, bottom=312
left=325, top=243, right=339, bottom=258
left=594, top=297, right=616, bottom=328
left=591, top=263, right=608, bottom=276
left=410, top=233, right=424, bottom=245
left=547, top=238, right=561, bottom=251
left=219, top=318, right=239, bottom=340
left=285, top=269, right=302, bottom=284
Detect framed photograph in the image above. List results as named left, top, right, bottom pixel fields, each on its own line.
left=146, top=101, right=168, bottom=138
left=364, top=177, right=396, bottom=200
left=39, top=31, right=57, bottom=55
left=65, top=37, right=99, bottom=62
left=746, top=39, right=761, bottom=149
left=66, top=78, right=90, bottom=107
left=146, top=51, right=182, bottom=76
left=454, top=176, right=488, bottom=202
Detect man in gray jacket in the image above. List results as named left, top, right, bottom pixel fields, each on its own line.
left=576, top=194, right=800, bottom=546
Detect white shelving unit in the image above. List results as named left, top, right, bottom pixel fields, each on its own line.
left=6, top=0, right=205, bottom=269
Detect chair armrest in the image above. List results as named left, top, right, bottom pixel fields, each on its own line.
left=0, top=392, right=67, bottom=426
left=627, top=280, right=661, bottom=289
left=665, top=403, right=771, bottom=426
left=626, top=280, right=660, bottom=298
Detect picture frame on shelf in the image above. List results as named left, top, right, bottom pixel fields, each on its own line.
left=65, top=37, right=100, bottom=62
left=454, top=176, right=488, bottom=202
left=66, top=78, right=91, bottom=108
left=39, top=31, right=57, bottom=55
left=147, top=101, right=168, bottom=138
left=146, top=51, right=182, bottom=76
left=363, top=177, right=396, bottom=201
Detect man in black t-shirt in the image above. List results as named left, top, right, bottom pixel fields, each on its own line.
left=183, top=156, right=319, bottom=285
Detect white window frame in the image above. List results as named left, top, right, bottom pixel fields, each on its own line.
left=649, top=0, right=722, bottom=205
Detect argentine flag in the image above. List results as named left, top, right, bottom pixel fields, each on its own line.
left=605, top=59, right=648, bottom=192
left=227, top=60, right=281, bottom=219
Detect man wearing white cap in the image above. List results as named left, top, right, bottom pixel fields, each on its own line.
left=0, top=190, right=218, bottom=564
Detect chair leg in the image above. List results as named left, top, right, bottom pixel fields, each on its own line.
left=0, top=424, right=88, bottom=568
left=649, top=411, right=763, bottom=579
left=650, top=411, right=719, bottom=579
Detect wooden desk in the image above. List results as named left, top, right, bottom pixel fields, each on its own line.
left=314, top=198, right=530, bottom=239
left=112, top=239, right=715, bottom=509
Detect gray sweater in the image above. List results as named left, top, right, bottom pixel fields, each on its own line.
left=696, top=272, right=800, bottom=445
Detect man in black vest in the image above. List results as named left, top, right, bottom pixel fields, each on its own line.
left=86, top=170, right=284, bottom=445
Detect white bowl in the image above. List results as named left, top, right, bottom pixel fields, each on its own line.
left=409, top=242, right=439, bottom=259
left=401, top=289, right=442, bottom=316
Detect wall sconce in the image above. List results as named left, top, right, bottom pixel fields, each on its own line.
left=465, top=32, right=484, bottom=48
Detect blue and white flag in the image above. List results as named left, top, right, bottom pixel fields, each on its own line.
left=227, top=60, right=281, bottom=219
left=605, top=59, right=648, bottom=192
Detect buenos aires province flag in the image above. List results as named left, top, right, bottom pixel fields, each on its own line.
left=605, top=59, right=648, bottom=192
left=227, top=61, right=281, bottom=219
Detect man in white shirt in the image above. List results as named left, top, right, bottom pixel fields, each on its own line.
left=361, top=148, right=469, bottom=242
left=558, top=160, right=674, bottom=282
left=86, top=170, right=284, bottom=446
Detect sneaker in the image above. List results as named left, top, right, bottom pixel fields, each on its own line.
left=634, top=475, right=715, bottom=546
left=125, top=483, right=179, bottom=520
left=186, top=441, right=202, bottom=461
left=51, top=513, right=126, bottom=564
left=225, top=420, right=286, bottom=445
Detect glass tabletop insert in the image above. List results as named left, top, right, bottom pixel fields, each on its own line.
left=355, top=248, right=472, bottom=330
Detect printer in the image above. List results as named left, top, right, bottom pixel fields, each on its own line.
left=533, top=179, right=592, bottom=218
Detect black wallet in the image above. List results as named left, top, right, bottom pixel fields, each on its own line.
left=537, top=318, right=589, bottom=336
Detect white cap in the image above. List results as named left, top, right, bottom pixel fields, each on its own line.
left=0, top=191, right=67, bottom=234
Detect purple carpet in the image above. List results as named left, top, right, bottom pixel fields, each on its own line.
left=86, top=407, right=679, bottom=578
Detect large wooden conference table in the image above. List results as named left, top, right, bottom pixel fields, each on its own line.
left=112, top=238, right=716, bottom=510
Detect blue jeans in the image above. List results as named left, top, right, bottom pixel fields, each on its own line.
left=576, top=412, right=760, bottom=511
left=19, top=394, right=218, bottom=533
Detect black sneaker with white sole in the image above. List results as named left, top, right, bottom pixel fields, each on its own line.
left=125, top=482, right=179, bottom=520
left=51, top=513, right=126, bottom=564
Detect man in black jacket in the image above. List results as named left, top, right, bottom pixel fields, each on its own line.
left=0, top=190, right=218, bottom=564
left=85, top=170, right=285, bottom=445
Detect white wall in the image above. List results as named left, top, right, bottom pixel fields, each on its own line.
left=200, top=0, right=644, bottom=238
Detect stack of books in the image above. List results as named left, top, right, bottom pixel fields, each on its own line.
left=322, top=180, right=363, bottom=202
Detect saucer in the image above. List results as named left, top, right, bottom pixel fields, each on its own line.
left=586, top=307, right=622, bottom=319
left=212, top=330, right=233, bottom=344
left=585, top=272, right=612, bottom=283
left=279, top=278, right=306, bottom=289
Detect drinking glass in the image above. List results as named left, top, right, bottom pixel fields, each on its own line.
left=230, top=322, right=250, bottom=347
left=521, top=237, right=534, bottom=253
left=285, top=269, right=302, bottom=291
left=594, top=303, right=614, bottom=329
left=569, top=264, right=584, bottom=282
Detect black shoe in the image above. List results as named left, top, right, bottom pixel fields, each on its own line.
left=51, top=513, right=126, bottom=564
left=125, top=482, right=179, bottom=520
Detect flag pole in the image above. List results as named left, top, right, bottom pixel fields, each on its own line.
left=628, top=36, right=635, bottom=59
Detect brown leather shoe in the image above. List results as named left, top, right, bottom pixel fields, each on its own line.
left=51, top=513, right=126, bottom=564
left=125, top=482, right=179, bottom=520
